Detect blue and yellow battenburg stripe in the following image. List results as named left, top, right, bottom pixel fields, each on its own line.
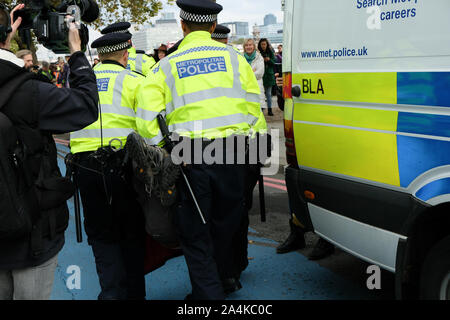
left=292, top=72, right=450, bottom=202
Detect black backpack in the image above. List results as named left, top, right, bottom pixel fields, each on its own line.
left=0, top=71, right=39, bottom=241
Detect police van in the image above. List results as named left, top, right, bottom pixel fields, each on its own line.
left=282, top=0, right=450, bottom=299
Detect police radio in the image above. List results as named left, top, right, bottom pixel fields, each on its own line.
left=13, top=0, right=99, bottom=54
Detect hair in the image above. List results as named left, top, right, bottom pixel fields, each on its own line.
left=258, top=38, right=273, bottom=55
left=98, top=49, right=127, bottom=62
left=244, top=38, right=256, bottom=51
left=158, top=44, right=168, bottom=52
left=182, top=20, right=216, bottom=32
left=41, top=61, right=49, bottom=68
left=16, top=49, right=33, bottom=59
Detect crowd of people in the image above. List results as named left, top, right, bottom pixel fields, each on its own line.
left=13, top=26, right=283, bottom=117
left=15, top=37, right=283, bottom=118
left=14, top=50, right=71, bottom=88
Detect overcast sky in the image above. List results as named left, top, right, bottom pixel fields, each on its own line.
left=161, top=0, right=284, bottom=27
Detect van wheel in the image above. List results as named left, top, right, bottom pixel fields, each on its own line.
left=420, top=235, right=450, bottom=300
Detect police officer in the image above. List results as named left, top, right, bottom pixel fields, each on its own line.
left=136, top=0, right=266, bottom=300
left=101, top=22, right=156, bottom=76
left=211, top=24, right=230, bottom=44
left=70, top=32, right=146, bottom=300
left=211, top=20, right=268, bottom=280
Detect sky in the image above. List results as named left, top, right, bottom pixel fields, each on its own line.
left=160, top=0, right=284, bottom=28
left=36, top=0, right=284, bottom=61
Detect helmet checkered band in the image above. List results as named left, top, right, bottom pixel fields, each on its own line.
left=97, top=42, right=131, bottom=54
left=211, top=33, right=228, bottom=39
left=180, top=9, right=217, bottom=23
left=111, top=30, right=129, bottom=33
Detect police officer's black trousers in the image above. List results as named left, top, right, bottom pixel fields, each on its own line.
left=232, top=164, right=261, bottom=276
left=76, top=154, right=146, bottom=300
left=172, top=164, right=246, bottom=300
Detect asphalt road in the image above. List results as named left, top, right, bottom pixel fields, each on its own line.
left=250, top=172, right=396, bottom=300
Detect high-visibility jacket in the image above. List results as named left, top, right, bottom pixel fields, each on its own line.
left=136, top=31, right=267, bottom=146
left=127, top=47, right=156, bottom=76
left=70, top=62, right=144, bottom=154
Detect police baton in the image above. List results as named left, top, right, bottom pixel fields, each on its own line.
left=156, top=114, right=207, bottom=225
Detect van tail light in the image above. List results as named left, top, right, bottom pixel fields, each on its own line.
left=283, top=72, right=292, bottom=99
left=283, top=72, right=298, bottom=167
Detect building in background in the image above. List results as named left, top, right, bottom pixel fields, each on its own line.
left=221, top=21, right=249, bottom=42
left=254, top=15, right=283, bottom=45
left=264, top=13, right=277, bottom=26
left=132, top=12, right=183, bottom=54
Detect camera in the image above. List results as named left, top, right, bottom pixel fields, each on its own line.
left=13, top=0, right=99, bottom=54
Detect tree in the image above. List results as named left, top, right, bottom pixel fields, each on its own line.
left=88, top=0, right=175, bottom=30
left=3, top=0, right=174, bottom=55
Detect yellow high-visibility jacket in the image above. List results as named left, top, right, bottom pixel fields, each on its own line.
left=136, top=31, right=267, bottom=146
left=70, top=62, right=144, bottom=154
left=127, top=47, right=156, bottom=77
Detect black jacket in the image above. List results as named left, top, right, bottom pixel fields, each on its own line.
left=0, top=50, right=99, bottom=269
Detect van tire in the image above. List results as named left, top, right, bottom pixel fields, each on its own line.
left=420, top=235, right=450, bottom=300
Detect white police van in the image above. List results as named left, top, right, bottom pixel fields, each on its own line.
left=282, top=0, right=450, bottom=299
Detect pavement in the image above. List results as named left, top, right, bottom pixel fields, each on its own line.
left=262, top=103, right=287, bottom=175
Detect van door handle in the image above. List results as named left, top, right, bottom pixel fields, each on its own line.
left=292, top=86, right=301, bottom=98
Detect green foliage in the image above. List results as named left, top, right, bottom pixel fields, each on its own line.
left=91, top=0, right=175, bottom=30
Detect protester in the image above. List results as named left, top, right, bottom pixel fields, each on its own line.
left=258, top=38, right=276, bottom=116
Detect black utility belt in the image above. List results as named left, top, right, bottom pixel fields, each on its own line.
left=73, top=147, right=127, bottom=169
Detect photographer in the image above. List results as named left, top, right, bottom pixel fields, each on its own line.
left=0, top=4, right=99, bottom=300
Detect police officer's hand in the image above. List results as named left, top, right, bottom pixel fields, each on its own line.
left=4, top=4, right=24, bottom=50
left=67, top=19, right=82, bottom=54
